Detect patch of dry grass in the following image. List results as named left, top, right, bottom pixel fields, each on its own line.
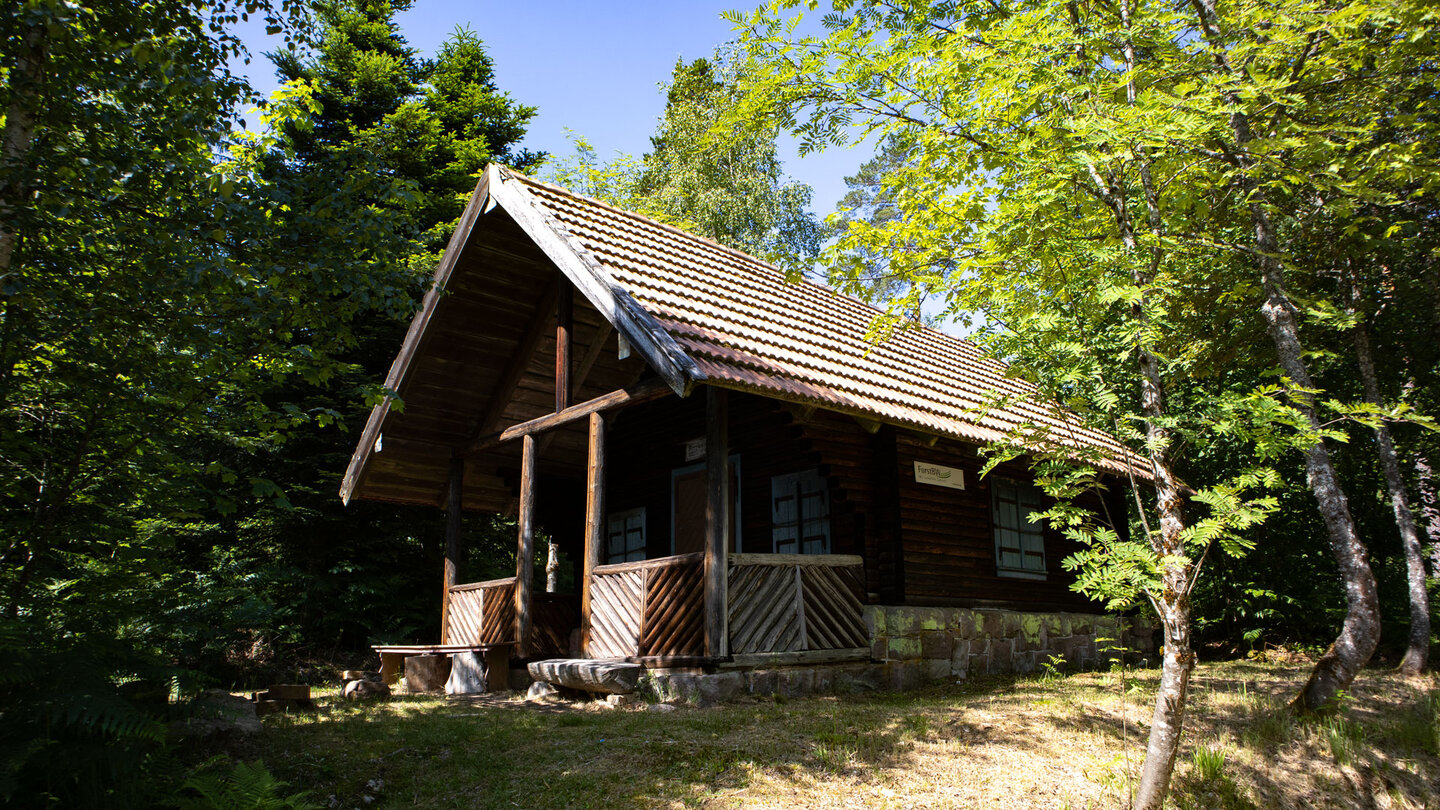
left=247, top=661, right=1438, bottom=809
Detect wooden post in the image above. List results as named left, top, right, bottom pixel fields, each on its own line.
left=514, top=433, right=537, bottom=657
left=556, top=280, right=572, bottom=411
left=546, top=281, right=572, bottom=594
left=704, top=386, right=730, bottom=658
left=440, top=456, right=464, bottom=644
left=580, top=411, right=605, bottom=655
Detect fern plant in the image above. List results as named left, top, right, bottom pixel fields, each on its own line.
left=175, top=760, right=319, bottom=810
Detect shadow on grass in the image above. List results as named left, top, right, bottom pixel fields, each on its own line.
left=233, top=664, right=1437, bottom=810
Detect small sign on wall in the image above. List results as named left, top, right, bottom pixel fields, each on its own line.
left=684, top=437, right=706, bottom=462
left=914, top=461, right=965, bottom=490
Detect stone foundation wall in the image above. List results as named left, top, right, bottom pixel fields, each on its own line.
left=644, top=606, right=1156, bottom=706
left=867, top=605, right=1156, bottom=682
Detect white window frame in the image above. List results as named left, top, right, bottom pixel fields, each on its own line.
left=771, top=468, right=831, bottom=554
left=992, top=478, right=1047, bottom=579
left=605, top=507, right=647, bottom=564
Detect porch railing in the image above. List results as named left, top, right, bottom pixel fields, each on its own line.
left=727, top=554, right=867, bottom=654
left=586, top=551, right=868, bottom=660
left=447, top=576, right=577, bottom=657
left=588, top=552, right=705, bottom=659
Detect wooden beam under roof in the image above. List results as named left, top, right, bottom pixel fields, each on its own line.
left=486, top=165, right=703, bottom=397
left=465, top=377, right=672, bottom=456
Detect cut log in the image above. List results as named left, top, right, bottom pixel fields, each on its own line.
left=527, top=659, right=643, bottom=694
left=404, top=655, right=452, bottom=693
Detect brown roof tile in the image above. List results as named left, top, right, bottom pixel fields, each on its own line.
left=508, top=170, right=1145, bottom=478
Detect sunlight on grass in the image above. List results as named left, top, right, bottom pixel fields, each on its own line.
left=247, top=663, right=1438, bottom=809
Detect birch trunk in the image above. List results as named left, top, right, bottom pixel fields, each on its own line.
left=1190, top=0, right=1380, bottom=712
left=545, top=540, right=559, bottom=593
left=1347, top=282, right=1428, bottom=674
left=1416, top=453, right=1440, bottom=574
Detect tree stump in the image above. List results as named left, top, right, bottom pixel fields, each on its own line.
left=404, top=655, right=452, bottom=693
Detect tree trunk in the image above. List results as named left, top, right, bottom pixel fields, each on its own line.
left=1257, top=221, right=1380, bottom=712
left=545, top=540, right=559, bottom=593
left=1347, top=278, right=1428, bottom=674
left=1416, top=453, right=1440, bottom=575
left=1189, top=0, right=1380, bottom=712
left=0, top=16, right=47, bottom=283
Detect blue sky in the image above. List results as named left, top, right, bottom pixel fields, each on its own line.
left=231, top=0, right=868, bottom=216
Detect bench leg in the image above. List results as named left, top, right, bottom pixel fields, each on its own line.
left=379, top=652, right=405, bottom=686
left=485, top=646, right=511, bottom=691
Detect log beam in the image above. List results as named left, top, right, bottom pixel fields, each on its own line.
left=440, top=456, right=464, bottom=643
left=556, top=280, right=572, bottom=412
left=580, top=411, right=605, bottom=656
left=704, top=386, right=730, bottom=658
left=514, top=434, right=537, bottom=657
left=466, top=377, right=670, bottom=455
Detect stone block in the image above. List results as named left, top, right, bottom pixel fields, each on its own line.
left=747, top=670, right=778, bottom=696
left=888, top=609, right=916, bottom=636
left=951, top=639, right=971, bottom=678
left=872, top=637, right=891, bottom=661
left=888, top=636, right=922, bottom=660
left=1070, top=613, right=1094, bottom=634
left=970, top=652, right=990, bottom=675
left=778, top=669, right=815, bottom=699
left=1013, top=651, right=1036, bottom=675
left=991, top=638, right=1014, bottom=672
left=952, top=610, right=977, bottom=639
left=920, top=631, right=952, bottom=661
left=914, top=607, right=949, bottom=632
left=886, top=661, right=923, bottom=692
left=812, top=667, right=834, bottom=694
left=922, top=658, right=950, bottom=682
left=699, top=672, right=744, bottom=705
left=980, top=610, right=1004, bottom=639
left=833, top=665, right=882, bottom=694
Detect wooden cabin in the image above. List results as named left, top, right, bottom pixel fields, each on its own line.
left=341, top=165, right=1144, bottom=687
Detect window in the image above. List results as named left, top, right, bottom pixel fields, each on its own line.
left=606, top=508, right=646, bottom=563
left=992, top=479, right=1046, bottom=578
left=771, top=469, right=830, bottom=554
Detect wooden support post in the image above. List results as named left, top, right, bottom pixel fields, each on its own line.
left=440, top=456, right=464, bottom=644
left=514, top=433, right=537, bottom=657
left=556, top=280, right=572, bottom=412
left=580, top=411, right=605, bottom=656
left=704, top=386, right=730, bottom=658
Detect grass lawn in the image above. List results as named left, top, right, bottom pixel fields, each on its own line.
left=247, top=661, right=1438, bottom=809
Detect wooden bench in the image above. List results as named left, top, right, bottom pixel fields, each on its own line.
left=371, top=643, right=514, bottom=693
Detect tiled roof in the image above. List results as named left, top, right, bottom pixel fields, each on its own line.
left=504, top=170, right=1144, bottom=478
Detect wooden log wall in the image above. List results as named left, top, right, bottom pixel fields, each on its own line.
left=606, top=391, right=812, bottom=560
left=604, top=389, right=1123, bottom=616
left=588, top=553, right=705, bottom=658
